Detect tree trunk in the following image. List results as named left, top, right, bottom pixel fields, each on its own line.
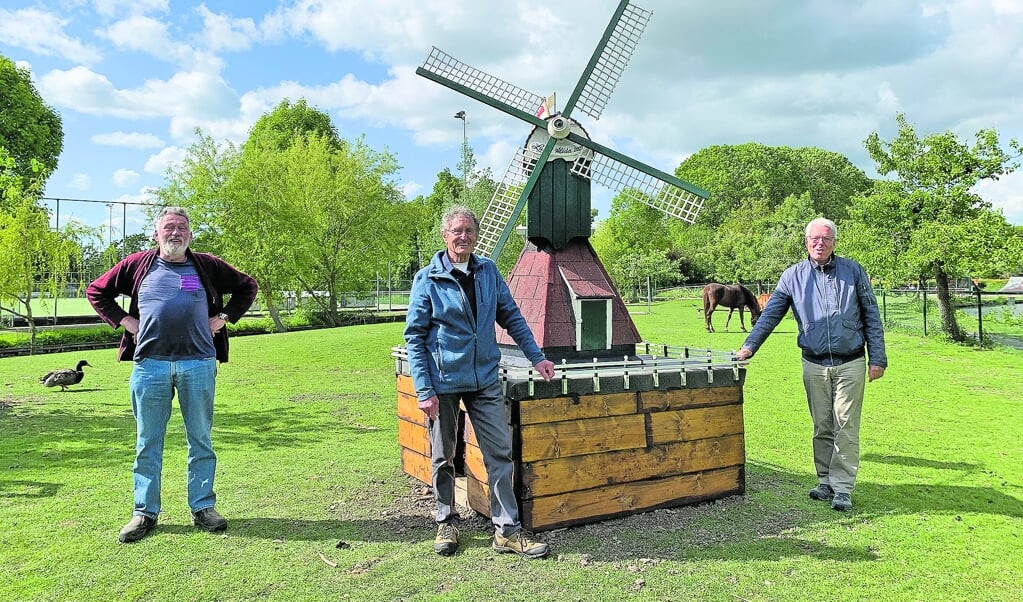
left=263, top=293, right=288, bottom=333
left=933, top=262, right=965, bottom=342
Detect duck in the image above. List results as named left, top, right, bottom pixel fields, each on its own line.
left=40, top=360, right=92, bottom=391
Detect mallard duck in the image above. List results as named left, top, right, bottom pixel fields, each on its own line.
left=40, top=360, right=92, bottom=391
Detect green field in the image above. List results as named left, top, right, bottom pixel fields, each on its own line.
left=1, top=299, right=1020, bottom=601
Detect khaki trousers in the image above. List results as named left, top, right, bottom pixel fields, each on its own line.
left=801, top=357, right=866, bottom=494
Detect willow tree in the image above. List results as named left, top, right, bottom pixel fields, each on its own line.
left=844, top=114, right=1023, bottom=342
left=0, top=151, right=82, bottom=351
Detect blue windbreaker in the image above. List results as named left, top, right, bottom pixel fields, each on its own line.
left=403, top=250, right=546, bottom=401
left=742, top=254, right=888, bottom=368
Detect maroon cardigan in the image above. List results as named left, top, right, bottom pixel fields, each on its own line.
left=86, top=249, right=258, bottom=362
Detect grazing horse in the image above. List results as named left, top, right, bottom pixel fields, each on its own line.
left=702, top=283, right=762, bottom=333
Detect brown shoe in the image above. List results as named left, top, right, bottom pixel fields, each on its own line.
left=192, top=507, right=228, bottom=532
left=118, top=514, right=157, bottom=543
left=492, top=530, right=549, bottom=559
left=433, top=522, right=458, bottom=556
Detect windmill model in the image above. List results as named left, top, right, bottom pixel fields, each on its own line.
left=417, top=0, right=710, bottom=362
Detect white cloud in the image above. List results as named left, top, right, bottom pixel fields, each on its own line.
left=38, top=66, right=238, bottom=120
left=92, top=131, right=165, bottom=149
left=113, top=169, right=140, bottom=186
left=0, top=7, right=102, bottom=64
left=69, top=174, right=91, bottom=191
left=100, top=14, right=223, bottom=71
left=144, top=146, right=186, bottom=175
left=93, top=0, right=169, bottom=18
left=197, top=5, right=259, bottom=52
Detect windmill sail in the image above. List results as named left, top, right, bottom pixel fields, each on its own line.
left=476, top=145, right=543, bottom=258
left=572, top=1, right=652, bottom=121
left=419, top=47, right=546, bottom=125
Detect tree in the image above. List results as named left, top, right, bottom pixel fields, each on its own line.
left=0, top=56, right=63, bottom=185
left=675, top=143, right=871, bottom=227
left=844, top=113, right=1023, bottom=342
left=0, top=149, right=82, bottom=351
left=246, top=98, right=341, bottom=152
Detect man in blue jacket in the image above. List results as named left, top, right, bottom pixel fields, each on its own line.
left=737, top=218, right=887, bottom=512
left=404, top=206, right=555, bottom=558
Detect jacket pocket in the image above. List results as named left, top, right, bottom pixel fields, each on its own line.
left=841, top=318, right=865, bottom=349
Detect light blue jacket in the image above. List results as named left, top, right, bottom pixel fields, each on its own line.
left=742, top=254, right=888, bottom=368
left=404, top=250, right=546, bottom=401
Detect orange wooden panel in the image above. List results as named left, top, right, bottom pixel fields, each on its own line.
left=648, top=404, right=744, bottom=445
left=638, top=386, right=741, bottom=412
left=397, top=418, right=430, bottom=456
left=465, top=475, right=491, bottom=517
left=397, top=390, right=426, bottom=427
left=520, top=414, right=646, bottom=462
left=518, top=391, right=638, bottom=425
left=522, top=434, right=745, bottom=498
left=400, top=447, right=432, bottom=485
left=522, top=466, right=742, bottom=531
left=463, top=441, right=488, bottom=483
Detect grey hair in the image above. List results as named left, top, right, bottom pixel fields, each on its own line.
left=440, top=205, right=479, bottom=234
left=157, top=206, right=191, bottom=225
left=805, top=217, right=837, bottom=239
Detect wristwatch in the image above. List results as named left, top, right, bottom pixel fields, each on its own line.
left=218, top=312, right=229, bottom=322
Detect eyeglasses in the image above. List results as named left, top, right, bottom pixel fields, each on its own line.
left=806, top=236, right=835, bottom=244
left=445, top=228, right=477, bottom=237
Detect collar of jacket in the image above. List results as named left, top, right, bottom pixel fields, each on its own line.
left=807, top=253, right=837, bottom=272
left=439, top=251, right=479, bottom=275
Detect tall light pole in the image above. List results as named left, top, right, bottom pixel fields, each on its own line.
left=453, top=110, right=466, bottom=194
left=106, top=203, right=114, bottom=248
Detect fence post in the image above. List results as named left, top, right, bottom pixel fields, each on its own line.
left=922, top=288, right=927, bottom=337
left=975, top=286, right=983, bottom=344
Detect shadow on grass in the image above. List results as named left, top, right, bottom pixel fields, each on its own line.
left=0, top=480, right=61, bottom=498
left=862, top=452, right=981, bottom=471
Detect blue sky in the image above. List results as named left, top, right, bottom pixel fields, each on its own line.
left=2, top=0, right=1022, bottom=242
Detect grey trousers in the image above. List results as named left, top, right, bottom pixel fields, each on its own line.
left=801, top=357, right=866, bottom=495
left=429, top=381, right=521, bottom=537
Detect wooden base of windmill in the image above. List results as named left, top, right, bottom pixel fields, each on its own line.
left=395, top=363, right=746, bottom=532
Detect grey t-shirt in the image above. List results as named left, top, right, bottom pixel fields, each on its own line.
left=134, top=257, right=216, bottom=361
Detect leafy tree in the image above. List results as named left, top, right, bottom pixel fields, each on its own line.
left=0, top=56, right=63, bottom=186
left=675, top=143, right=871, bottom=227
left=592, top=194, right=680, bottom=295
left=844, top=113, right=1023, bottom=341
left=0, top=149, right=82, bottom=351
left=247, top=98, right=341, bottom=152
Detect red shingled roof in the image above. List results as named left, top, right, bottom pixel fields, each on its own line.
left=496, top=238, right=641, bottom=350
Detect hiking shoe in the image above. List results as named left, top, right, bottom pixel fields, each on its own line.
left=493, top=530, right=549, bottom=559
left=433, top=522, right=458, bottom=556
left=192, top=507, right=228, bottom=532
left=118, top=514, right=157, bottom=543
left=832, top=492, right=853, bottom=512
left=809, top=483, right=835, bottom=501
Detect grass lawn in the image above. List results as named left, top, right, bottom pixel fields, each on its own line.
left=1, top=300, right=1020, bottom=601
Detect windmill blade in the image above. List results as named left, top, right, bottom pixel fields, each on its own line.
left=418, top=47, right=548, bottom=128
left=475, top=145, right=544, bottom=258
left=567, top=134, right=709, bottom=224
left=562, top=0, right=652, bottom=121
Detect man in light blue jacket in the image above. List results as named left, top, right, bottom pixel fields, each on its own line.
left=737, top=217, right=887, bottom=512
left=404, top=206, right=555, bottom=558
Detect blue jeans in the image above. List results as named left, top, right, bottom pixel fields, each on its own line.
left=129, top=357, right=218, bottom=518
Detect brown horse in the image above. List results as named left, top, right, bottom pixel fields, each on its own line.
left=702, top=283, right=762, bottom=333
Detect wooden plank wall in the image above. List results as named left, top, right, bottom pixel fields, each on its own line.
left=396, top=374, right=746, bottom=532
left=515, top=385, right=745, bottom=531
left=396, top=376, right=431, bottom=484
